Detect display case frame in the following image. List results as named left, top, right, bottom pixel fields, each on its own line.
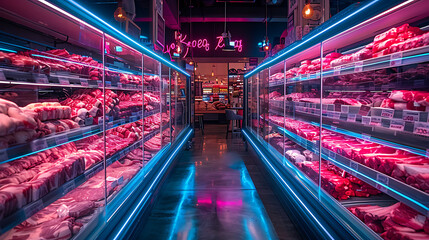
left=0, top=0, right=191, bottom=239
left=244, top=0, right=429, bottom=239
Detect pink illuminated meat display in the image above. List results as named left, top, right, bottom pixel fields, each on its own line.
left=349, top=203, right=429, bottom=239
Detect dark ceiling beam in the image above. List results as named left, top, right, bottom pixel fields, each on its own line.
left=179, top=17, right=286, bottom=22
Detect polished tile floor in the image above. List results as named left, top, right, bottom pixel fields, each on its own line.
left=135, top=125, right=301, bottom=240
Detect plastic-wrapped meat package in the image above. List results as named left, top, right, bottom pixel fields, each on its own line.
left=330, top=54, right=353, bottom=67
left=352, top=48, right=372, bottom=61
left=374, top=27, right=398, bottom=43
left=373, top=39, right=397, bottom=53
left=373, top=48, right=390, bottom=58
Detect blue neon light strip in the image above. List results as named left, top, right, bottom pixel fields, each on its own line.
left=167, top=165, right=195, bottom=240
left=112, top=128, right=193, bottom=240
left=245, top=0, right=405, bottom=79
left=242, top=130, right=334, bottom=240
left=61, top=0, right=190, bottom=77
left=0, top=48, right=17, bottom=53
left=106, top=143, right=171, bottom=223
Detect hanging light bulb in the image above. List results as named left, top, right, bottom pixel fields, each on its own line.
left=302, top=3, right=314, bottom=19
left=114, top=2, right=127, bottom=22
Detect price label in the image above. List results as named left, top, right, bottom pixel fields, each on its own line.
left=58, top=77, right=70, bottom=85
left=84, top=117, right=93, bottom=126
left=117, top=83, right=123, bottom=88
left=86, top=165, right=101, bottom=179
left=334, top=66, right=341, bottom=75
left=381, top=109, right=394, bottom=118
left=390, top=52, right=403, bottom=67
left=0, top=150, right=8, bottom=162
left=62, top=181, right=75, bottom=194
left=130, top=116, right=138, bottom=122
left=413, top=122, right=429, bottom=137
left=25, top=200, right=44, bottom=217
left=329, top=151, right=336, bottom=159
left=350, top=161, right=359, bottom=176
left=414, top=79, right=425, bottom=87
left=0, top=70, right=5, bottom=81
left=105, top=81, right=112, bottom=87
left=358, top=105, right=371, bottom=116
left=327, top=111, right=334, bottom=118
left=361, top=133, right=371, bottom=141
left=55, top=134, right=69, bottom=145
left=381, top=85, right=390, bottom=91
left=389, top=119, right=405, bottom=131
left=118, top=176, right=124, bottom=185
left=354, top=61, right=363, bottom=72
left=370, top=116, right=382, bottom=126
left=403, top=110, right=420, bottom=122
left=34, top=74, right=49, bottom=84
left=97, top=81, right=103, bottom=87
left=98, top=117, right=104, bottom=126
left=333, top=112, right=341, bottom=120
left=347, top=114, right=357, bottom=122
left=341, top=105, right=349, bottom=113
left=376, top=173, right=389, bottom=193
left=362, top=116, right=371, bottom=125
left=80, top=79, right=89, bottom=87
left=31, top=139, right=48, bottom=152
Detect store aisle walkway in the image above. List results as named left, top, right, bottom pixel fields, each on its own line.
left=134, top=124, right=301, bottom=240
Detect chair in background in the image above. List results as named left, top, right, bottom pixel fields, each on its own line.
left=195, top=114, right=204, bottom=135
left=225, top=109, right=243, bottom=138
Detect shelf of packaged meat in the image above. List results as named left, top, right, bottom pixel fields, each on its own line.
left=349, top=202, right=429, bottom=238
left=264, top=116, right=429, bottom=216
left=0, top=90, right=163, bottom=164
left=266, top=127, right=429, bottom=239
left=0, top=146, right=146, bottom=239
left=267, top=27, right=429, bottom=87
left=265, top=89, right=429, bottom=151
left=0, top=125, right=145, bottom=233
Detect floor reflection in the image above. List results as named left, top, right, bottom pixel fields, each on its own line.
left=136, top=125, right=278, bottom=240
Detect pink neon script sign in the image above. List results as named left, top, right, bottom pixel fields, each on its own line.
left=163, top=33, right=243, bottom=59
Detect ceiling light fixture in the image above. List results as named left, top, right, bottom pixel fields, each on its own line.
left=114, top=0, right=127, bottom=22
left=302, top=1, right=314, bottom=19
left=260, top=1, right=270, bottom=53
left=222, top=2, right=235, bottom=52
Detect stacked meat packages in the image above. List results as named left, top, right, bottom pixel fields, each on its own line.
left=143, top=92, right=161, bottom=111
left=349, top=203, right=429, bottom=239
left=267, top=133, right=380, bottom=199
left=2, top=149, right=142, bottom=240
left=0, top=108, right=147, bottom=239
left=0, top=98, right=82, bottom=149
left=381, top=90, right=429, bottom=111
left=0, top=48, right=150, bottom=87
left=118, top=92, right=143, bottom=117
left=143, top=112, right=169, bottom=135
left=61, top=89, right=119, bottom=125
left=267, top=23, right=429, bottom=86
left=144, top=129, right=170, bottom=153
left=0, top=98, right=38, bottom=148
left=267, top=116, right=429, bottom=194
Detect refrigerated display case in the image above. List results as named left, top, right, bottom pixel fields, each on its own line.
left=0, top=1, right=191, bottom=239
left=243, top=0, right=429, bottom=239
